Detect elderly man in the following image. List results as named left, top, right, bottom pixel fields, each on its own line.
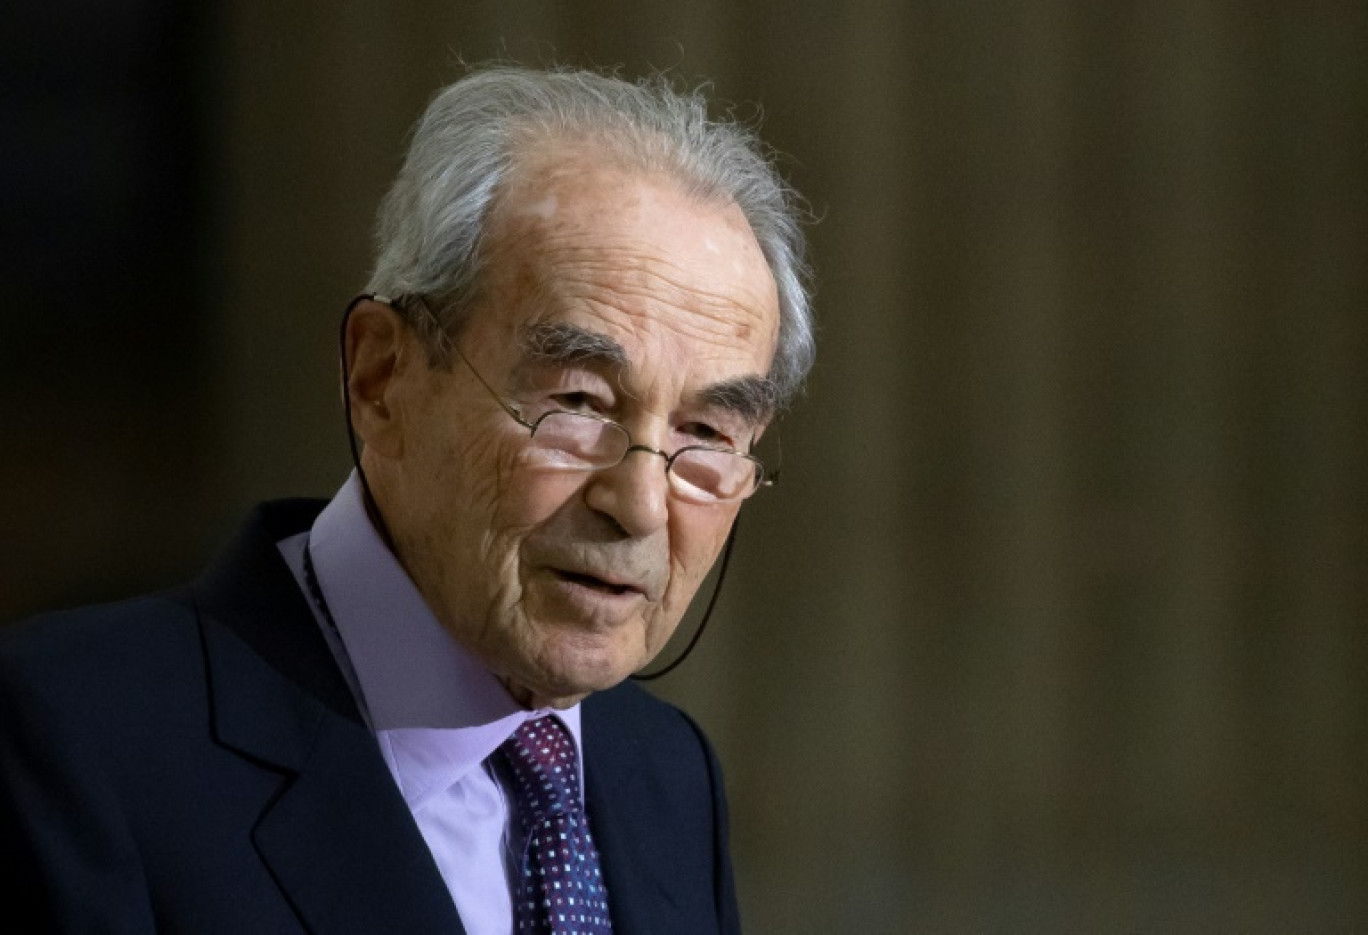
left=0, top=66, right=813, bottom=934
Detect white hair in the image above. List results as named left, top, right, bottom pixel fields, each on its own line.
left=365, top=65, right=815, bottom=408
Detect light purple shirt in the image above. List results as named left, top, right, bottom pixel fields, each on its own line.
left=278, top=472, right=583, bottom=935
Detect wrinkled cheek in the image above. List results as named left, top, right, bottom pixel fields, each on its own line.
left=660, top=512, right=737, bottom=624
left=642, top=603, right=682, bottom=659
left=499, top=468, right=589, bottom=529
left=474, top=469, right=585, bottom=618
left=463, top=448, right=539, bottom=546
left=472, top=532, right=529, bottom=639
left=410, top=440, right=514, bottom=610
left=657, top=552, right=713, bottom=633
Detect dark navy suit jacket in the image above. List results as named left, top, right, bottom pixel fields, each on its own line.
left=0, top=500, right=741, bottom=934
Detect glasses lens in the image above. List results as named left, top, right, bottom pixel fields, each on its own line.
left=522, top=411, right=764, bottom=502
left=527, top=412, right=629, bottom=469
left=670, top=448, right=762, bottom=503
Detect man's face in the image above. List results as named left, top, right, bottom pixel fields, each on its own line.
left=370, top=150, right=780, bottom=709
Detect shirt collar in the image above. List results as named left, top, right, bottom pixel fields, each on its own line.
left=307, top=472, right=582, bottom=806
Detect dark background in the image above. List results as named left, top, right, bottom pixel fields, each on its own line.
left=5, top=1, right=1366, bottom=930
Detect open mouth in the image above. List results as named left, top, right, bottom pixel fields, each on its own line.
left=556, top=570, right=635, bottom=596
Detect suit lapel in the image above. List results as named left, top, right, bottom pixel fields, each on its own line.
left=250, top=711, right=466, bottom=934
left=195, top=501, right=465, bottom=935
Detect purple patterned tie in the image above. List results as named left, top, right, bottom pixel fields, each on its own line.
left=497, top=716, right=613, bottom=934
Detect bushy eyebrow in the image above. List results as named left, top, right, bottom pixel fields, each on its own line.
left=517, top=320, right=776, bottom=424
left=519, top=322, right=628, bottom=367
left=696, top=375, right=779, bottom=425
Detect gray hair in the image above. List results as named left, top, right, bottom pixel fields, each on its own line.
left=365, top=65, right=815, bottom=409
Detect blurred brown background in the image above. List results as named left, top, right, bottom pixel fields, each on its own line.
left=4, top=0, right=1365, bottom=930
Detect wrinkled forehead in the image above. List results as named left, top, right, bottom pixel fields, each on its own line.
left=475, top=147, right=781, bottom=378
left=488, top=138, right=770, bottom=273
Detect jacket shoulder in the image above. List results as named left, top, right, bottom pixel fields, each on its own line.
left=585, top=679, right=716, bottom=752
left=0, top=590, right=198, bottom=688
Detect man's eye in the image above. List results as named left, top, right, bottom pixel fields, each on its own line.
left=678, top=422, right=733, bottom=447
left=551, top=391, right=599, bottom=412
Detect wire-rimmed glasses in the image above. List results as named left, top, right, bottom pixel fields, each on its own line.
left=453, top=343, right=770, bottom=505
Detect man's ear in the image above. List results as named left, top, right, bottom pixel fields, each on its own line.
left=344, top=298, right=410, bottom=458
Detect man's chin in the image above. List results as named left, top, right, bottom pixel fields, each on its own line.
left=502, top=642, right=640, bottom=710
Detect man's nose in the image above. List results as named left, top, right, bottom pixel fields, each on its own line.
left=582, top=445, right=671, bottom=538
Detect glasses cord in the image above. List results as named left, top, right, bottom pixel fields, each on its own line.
left=630, top=518, right=736, bottom=681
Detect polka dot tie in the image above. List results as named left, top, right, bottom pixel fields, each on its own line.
left=497, top=716, right=613, bottom=934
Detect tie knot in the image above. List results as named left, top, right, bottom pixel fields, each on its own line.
left=498, top=716, right=582, bottom=822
